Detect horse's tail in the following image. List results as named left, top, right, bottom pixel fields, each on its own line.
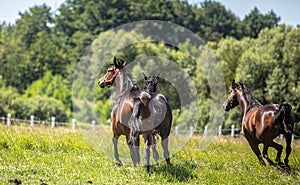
left=275, top=102, right=293, bottom=134
left=128, top=97, right=143, bottom=144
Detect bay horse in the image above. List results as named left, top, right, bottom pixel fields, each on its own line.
left=98, top=57, right=172, bottom=172
left=223, top=80, right=294, bottom=170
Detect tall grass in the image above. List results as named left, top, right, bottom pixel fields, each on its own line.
left=0, top=125, right=299, bottom=184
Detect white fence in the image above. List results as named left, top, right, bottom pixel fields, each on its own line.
left=0, top=113, right=97, bottom=132
left=1, top=113, right=300, bottom=140
left=174, top=125, right=299, bottom=141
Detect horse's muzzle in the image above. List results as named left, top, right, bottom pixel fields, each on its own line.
left=223, top=103, right=230, bottom=112
left=98, top=79, right=106, bottom=88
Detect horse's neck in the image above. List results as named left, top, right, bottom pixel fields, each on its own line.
left=237, top=91, right=250, bottom=117
left=115, top=71, right=134, bottom=101
left=237, top=90, right=261, bottom=123
left=238, top=92, right=249, bottom=113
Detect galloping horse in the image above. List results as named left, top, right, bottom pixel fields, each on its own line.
left=223, top=80, right=294, bottom=170
left=98, top=57, right=172, bottom=172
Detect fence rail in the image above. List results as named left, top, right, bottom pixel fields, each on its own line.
left=1, top=114, right=97, bottom=132
left=1, top=113, right=300, bottom=140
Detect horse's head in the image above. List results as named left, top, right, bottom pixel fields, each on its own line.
left=223, top=79, right=244, bottom=111
left=98, top=57, right=127, bottom=88
left=143, top=73, right=158, bottom=94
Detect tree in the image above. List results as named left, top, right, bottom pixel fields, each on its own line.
left=12, top=96, right=68, bottom=121
left=25, top=71, right=72, bottom=111
left=237, top=7, right=280, bottom=38
left=197, top=0, right=239, bottom=41
left=13, top=4, right=53, bottom=49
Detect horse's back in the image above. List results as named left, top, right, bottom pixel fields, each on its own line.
left=254, top=104, right=281, bottom=140
left=150, top=93, right=172, bottom=133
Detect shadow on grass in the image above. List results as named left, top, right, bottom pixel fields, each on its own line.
left=149, top=160, right=198, bottom=182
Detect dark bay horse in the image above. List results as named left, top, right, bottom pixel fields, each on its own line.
left=98, top=57, right=172, bottom=172
left=142, top=73, right=173, bottom=166
left=223, top=80, right=294, bottom=170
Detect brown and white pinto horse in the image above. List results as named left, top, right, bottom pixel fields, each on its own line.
left=98, top=57, right=172, bottom=172
left=223, top=80, right=294, bottom=170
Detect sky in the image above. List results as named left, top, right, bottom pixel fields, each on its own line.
left=0, top=0, right=299, bottom=27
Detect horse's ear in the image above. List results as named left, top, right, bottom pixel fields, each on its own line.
left=240, top=82, right=245, bottom=89
left=142, top=72, right=147, bottom=80
left=122, top=60, right=127, bottom=67
left=232, top=79, right=235, bottom=88
left=113, top=57, right=118, bottom=66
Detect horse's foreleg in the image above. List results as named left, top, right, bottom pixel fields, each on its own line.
left=143, top=134, right=151, bottom=173
left=262, top=144, right=275, bottom=166
left=284, top=133, right=292, bottom=170
left=152, top=144, right=159, bottom=165
left=248, top=141, right=266, bottom=165
left=269, top=141, right=283, bottom=166
left=151, top=133, right=159, bottom=165
left=112, top=135, right=122, bottom=166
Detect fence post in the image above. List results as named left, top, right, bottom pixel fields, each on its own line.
left=91, top=120, right=96, bottom=130
left=30, top=115, right=34, bottom=127
left=218, top=125, right=222, bottom=136
left=204, top=125, right=208, bottom=136
left=51, top=116, right=55, bottom=129
left=189, top=126, right=194, bottom=137
left=72, top=119, right=76, bottom=132
left=280, top=134, right=283, bottom=140
left=7, top=113, right=11, bottom=126
left=175, top=126, right=179, bottom=136
left=231, top=125, right=235, bottom=137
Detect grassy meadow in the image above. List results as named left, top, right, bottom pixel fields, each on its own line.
left=0, top=124, right=299, bottom=185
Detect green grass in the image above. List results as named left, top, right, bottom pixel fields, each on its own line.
left=0, top=125, right=299, bottom=184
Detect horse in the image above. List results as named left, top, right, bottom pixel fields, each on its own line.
left=223, top=80, right=294, bottom=170
left=142, top=73, right=173, bottom=166
left=98, top=57, right=172, bottom=172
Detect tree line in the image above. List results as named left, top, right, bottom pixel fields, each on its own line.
left=0, top=0, right=299, bottom=135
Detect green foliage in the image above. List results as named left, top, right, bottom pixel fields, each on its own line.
left=12, top=96, right=68, bottom=122
left=96, top=99, right=112, bottom=124
left=73, top=99, right=97, bottom=123
left=0, top=0, right=299, bottom=133
left=198, top=0, right=239, bottom=41
left=237, top=7, right=280, bottom=38
left=0, top=85, right=19, bottom=116
left=25, top=71, right=72, bottom=111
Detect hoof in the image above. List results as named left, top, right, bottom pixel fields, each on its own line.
left=283, top=165, right=291, bottom=171
left=277, top=162, right=285, bottom=168
left=116, top=161, right=123, bottom=166
left=278, top=163, right=291, bottom=172
left=259, top=160, right=266, bottom=166
left=146, top=165, right=150, bottom=173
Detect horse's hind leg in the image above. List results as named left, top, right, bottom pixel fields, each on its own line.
left=284, top=133, right=292, bottom=170
left=161, top=136, right=171, bottom=165
left=126, top=135, right=140, bottom=166
left=151, top=135, right=159, bottom=164
left=112, top=135, right=122, bottom=166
